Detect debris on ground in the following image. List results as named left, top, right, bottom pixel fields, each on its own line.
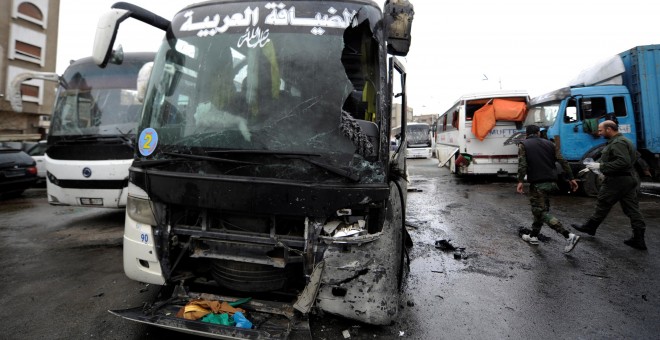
left=139, top=284, right=150, bottom=293
left=408, top=187, right=423, bottom=192
left=435, top=239, right=456, bottom=251
left=517, top=227, right=551, bottom=242
left=584, top=272, right=610, bottom=279
left=342, top=329, right=351, bottom=338
left=435, top=239, right=468, bottom=260
left=453, top=248, right=467, bottom=260
left=405, top=222, right=419, bottom=229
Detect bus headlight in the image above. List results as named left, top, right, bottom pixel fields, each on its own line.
left=127, top=195, right=157, bottom=226
left=47, top=171, right=59, bottom=185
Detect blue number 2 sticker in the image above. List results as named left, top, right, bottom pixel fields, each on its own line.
left=139, top=128, right=158, bottom=156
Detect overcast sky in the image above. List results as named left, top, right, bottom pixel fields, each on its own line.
left=57, top=0, right=660, bottom=115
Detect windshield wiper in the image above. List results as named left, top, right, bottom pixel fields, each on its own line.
left=132, top=158, right=188, bottom=168
left=208, top=150, right=359, bottom=181
left=162, top=151, right=260, bottom=165
left=207, top=150, right=321, bottom=157
left=133, top=151, right=261, bottom=169
left=54, top=134, right=131, bottom=145
left=288, top=155, right=359, bottom=182
left=116, top=128, right=135, bottom=144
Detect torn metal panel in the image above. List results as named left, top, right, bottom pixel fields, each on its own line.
left=316, top=182, right=404, bottom=325
left=293, top=261, right=325, bottom=314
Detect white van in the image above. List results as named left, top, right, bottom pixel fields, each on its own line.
left=435, top=90, right=529, bottom=176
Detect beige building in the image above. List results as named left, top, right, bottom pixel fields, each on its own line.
left=0, top=0, right=60, bottom=143
left=412, top=113, right=438, bottom=126
left=391, top=102, right=413, bottom=131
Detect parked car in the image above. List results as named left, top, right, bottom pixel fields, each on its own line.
left=0, top=147, right=38, bottom=197
left=26, top=140, right=47, bottom=185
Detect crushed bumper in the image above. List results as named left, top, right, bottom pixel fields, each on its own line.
left=110, top=290, right=312, bottom=339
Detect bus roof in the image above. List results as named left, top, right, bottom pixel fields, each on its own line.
left=457, top=89, right=528, bottom=102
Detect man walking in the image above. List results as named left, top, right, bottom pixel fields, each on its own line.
left=572, top=120, right=647, bottom=250
left=517, top=125, right=581, bottom=253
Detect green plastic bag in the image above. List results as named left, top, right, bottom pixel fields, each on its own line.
left=201, top=313, right=235, bottom=326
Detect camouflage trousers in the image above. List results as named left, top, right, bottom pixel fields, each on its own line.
left=528, top=182, right=569, bottom=238
left=590, top=175, right=646, bottom=232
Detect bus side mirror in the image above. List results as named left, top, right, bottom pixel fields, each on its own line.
left=93, top=9, right=131, bottom=67
left=384, top=0, right=414, bottom=56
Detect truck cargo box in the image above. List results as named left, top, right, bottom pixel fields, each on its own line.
left=619, top=44, right=660, bottom=153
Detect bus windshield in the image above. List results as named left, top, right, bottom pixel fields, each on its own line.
left=139, top=1, right=385, bottom=180
left=407, top=123, right=430, bottom=145
left=524, top=101, right=560, bottom=128
left=50, top=55, right=152, bottom=137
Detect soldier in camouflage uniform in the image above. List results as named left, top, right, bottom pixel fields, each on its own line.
left=572, top=120, right=647, bottom=250
left=517, top=125, right=581, bottom=253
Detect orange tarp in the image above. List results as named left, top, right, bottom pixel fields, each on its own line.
left=471, top=99, right=527, bottom=141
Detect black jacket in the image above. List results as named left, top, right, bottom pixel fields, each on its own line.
left=520, top=136, right=558, bottom=184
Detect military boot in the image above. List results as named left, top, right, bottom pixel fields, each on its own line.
left=624, top=229, right=647, bottom=250
left=571, top=219, right=599, bottom=236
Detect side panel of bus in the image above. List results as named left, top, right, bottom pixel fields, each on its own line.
left=435, top=103, right=460, bottom=167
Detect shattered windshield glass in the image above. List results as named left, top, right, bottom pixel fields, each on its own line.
left=139, top=1, right=385, bottom=182
left=407, top=124, right=430, bottom=145
left=51, top=57, right=148, bottom=137
left=524, top=101, right=560, bottom=127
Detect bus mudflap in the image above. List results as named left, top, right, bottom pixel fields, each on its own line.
left=109, top=290, right=312, bottom=339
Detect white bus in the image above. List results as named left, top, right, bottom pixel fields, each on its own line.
left=45, top=52, right=155, bottom=207
left=392, top=122, right=433, bottom=158
left=434, top=90, right=529, bottom=176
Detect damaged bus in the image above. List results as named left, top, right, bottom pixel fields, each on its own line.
left=435, top=90, right=528, bottom=176
left=92, top=0, right=414, bottom=337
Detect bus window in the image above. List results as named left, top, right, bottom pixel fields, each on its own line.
left=451, top=110, right=459, bottom=129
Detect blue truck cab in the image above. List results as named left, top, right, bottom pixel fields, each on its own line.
left=524, top=44, right=660, bottom=195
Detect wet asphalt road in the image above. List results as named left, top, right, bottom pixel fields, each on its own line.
left=1, top=158, right=659, bottom=339
left=396, top=159, right=660, bottom=339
